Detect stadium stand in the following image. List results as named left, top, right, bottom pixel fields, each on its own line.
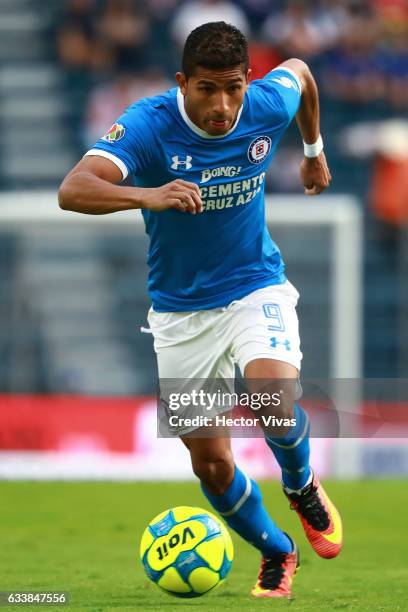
left=0, top=0, right=77, bottom=188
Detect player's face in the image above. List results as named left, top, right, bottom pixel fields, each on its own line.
left=176, top=65, right=251, bottom=136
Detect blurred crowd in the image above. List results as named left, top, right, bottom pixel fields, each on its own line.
left=55, top=0, right=408, bottom=217
left=56, top=0, right=408, bottom=106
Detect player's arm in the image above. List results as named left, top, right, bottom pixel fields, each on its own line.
left=278, top=58, right=332, bottom=196
left=58, top=156, right=202, bottom=215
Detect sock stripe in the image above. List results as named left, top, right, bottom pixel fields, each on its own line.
left=265, top=414, right=309, bottom=449
left=219, top=473, right=251, bottom=517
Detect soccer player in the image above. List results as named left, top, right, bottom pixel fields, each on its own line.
left=59, top=21, right=343, bottom=598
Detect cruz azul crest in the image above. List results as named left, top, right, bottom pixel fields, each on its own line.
left=247, top=136, right=272, bottom=164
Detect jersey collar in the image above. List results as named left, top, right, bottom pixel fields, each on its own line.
left=177, top=88, right=243, bottom=139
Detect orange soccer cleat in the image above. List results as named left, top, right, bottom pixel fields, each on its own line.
left=284, top=471, right=343, bottom=559
left=251, top=540, right=299, bottom=598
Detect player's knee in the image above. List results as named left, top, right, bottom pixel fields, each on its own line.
left=260, top=401, right=296, bottom=439
left=192, top=452, right=234, bottom=495
left=259, top=398, right=294, bottom=421
left=273, top=401, right=295, bottom=420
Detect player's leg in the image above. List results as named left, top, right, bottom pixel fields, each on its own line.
left=245, top=357, right=342, bottom=558
left=230, top=282, right=343, bottom=560
left=225, top=283, right=312, bottom=490
left=244, top=358, right=312, bottom=492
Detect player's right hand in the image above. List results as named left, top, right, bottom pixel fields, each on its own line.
left=139, top=179, right=203, bottom=214
left=300, top=152, right=332, bottom=196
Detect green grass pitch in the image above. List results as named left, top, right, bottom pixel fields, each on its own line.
left=0, top=480, right=407, bottom=611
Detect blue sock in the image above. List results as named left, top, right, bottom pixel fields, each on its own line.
left=201, top=464, right=292, bottom=556
left=265, top=403, right=311, bottom=490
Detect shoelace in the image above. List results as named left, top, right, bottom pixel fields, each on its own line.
left=290, top=483, right=330, bottom=531
left=258, top=553, right=287, bottom=589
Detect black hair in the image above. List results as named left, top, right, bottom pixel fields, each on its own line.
left=182, top=21, right=248, bottom=78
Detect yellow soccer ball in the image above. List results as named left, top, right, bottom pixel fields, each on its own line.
left=140, top=506, right=234, bottom=598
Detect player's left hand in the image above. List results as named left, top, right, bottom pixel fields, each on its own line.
left=300, top=152, right=332, bottom=196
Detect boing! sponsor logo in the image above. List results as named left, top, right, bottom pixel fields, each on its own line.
left=200, top=166, right=242, bottom=183
left=247, top=136, right=272, bottom=164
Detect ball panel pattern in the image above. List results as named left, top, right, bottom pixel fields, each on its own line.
left=140, top=506, right=234, bottom=598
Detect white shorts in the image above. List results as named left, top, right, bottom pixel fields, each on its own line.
left=146, top=280, right=302, bottom=380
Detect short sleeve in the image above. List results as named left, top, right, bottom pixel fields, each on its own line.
left=84, top=101, right=155, bottom=180
left=254, top=67, right=302, bottom=125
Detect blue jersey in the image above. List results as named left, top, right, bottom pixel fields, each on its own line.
left=86, top=68, right=302, bottom=312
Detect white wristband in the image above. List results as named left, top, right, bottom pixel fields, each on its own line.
left=303, top=135, right=323, bottom=158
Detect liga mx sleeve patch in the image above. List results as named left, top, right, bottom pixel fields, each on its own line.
left=89, top=102, right=157, bottom=177
left=102, top=123, right=126, bottom=143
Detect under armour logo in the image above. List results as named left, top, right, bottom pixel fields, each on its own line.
left=270, top=337, right=291, bottom=351
left=171, top=155, right=193, bottom=170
